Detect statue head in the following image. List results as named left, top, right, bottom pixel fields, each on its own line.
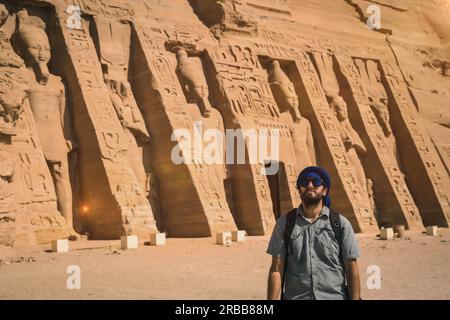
left=329, top=94, right=348, bottom=121
left=368, top=95, right=392, bottom=136
left=17, top=13, right=51, bottom=84
left=175, top=47, right=188, bottom=60
left=268, top=59, right=300, bottom=121
left=271, top=60, right=280, bottom=69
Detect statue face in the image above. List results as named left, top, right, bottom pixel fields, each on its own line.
left=332, top=96, right=348, bottom=120
left=176, top=48, right=188, bottom=59
left=20, top=27, right=51, bottom=65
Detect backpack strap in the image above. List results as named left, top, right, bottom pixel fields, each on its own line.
left=329, top=209, right=343, bottom=253
left=283, top=209, right=297, bottom=256
left=281, top=208, right=297, bottom=300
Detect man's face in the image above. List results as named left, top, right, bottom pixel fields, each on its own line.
left=298, top=178, right=327, bottom=207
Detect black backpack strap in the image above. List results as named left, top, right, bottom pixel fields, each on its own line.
left=281, top=208, right=297, bottom=300
left=283, top=209, right=297, bottom=256
left=329, top=209, right=343, bottom=252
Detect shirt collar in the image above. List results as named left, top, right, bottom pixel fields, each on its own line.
left=297, top=204, right=330, bottom=219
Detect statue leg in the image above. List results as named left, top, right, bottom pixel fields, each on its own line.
left=49, top=160, right=74, bottom=229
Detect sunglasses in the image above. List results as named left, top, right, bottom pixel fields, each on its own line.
left=299, top=177, right=323, bottom=188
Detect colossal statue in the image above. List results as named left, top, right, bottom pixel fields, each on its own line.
left=267, top=59, right=316, bottom=170
left=16, top=11, right=76, bottom=232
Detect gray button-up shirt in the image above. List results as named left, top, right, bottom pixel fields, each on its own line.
left=267, top=205, right=360, bottom=300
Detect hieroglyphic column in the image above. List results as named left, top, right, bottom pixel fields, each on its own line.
left=380, top=59, right=450, bottom=227
left=131, top=20, right=237, bottom=237
left=207, top=43, right=301, bottom=234
left=335, top=55, right=423, bottom=230
left=293, top=51, right=378, bottom=232
left=54, top=3, right=157, bottom=239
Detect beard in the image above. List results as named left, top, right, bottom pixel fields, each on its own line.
left=301, top=189, right=323, bottom=207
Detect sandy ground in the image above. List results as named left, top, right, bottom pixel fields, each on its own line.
left=0, top=228, right=449, bottom=300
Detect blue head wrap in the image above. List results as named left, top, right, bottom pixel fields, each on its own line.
left=296, top=166, right=331, bottom=207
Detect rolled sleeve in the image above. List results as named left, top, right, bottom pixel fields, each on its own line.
left=266, top=215, right=287, bottom=258
left=339, top=216, right=361, bottom=261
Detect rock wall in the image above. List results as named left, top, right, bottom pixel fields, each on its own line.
left=0, top=0, right=448, bottom=245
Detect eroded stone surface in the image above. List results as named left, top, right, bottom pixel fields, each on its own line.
left=0, top=0, right=448, bottom=246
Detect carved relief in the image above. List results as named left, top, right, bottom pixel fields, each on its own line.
left=191, top=0, right=258, bottom=37
left=293, top=51, right=377, bottom=231
left=15, top=11, right=76, bottom=234
left=355, top=58, right=402, bottom=170
left=0, top=0, right=449, bottom=245
left=54, top=6, right=157, bottom=239
left=312, top=52, right=369, bottom=196
left=175, top=47, right=213, bottom=118
left=0, top=3, right=26, bottom=132
left=266, top=59, right=316, bottom=170
left=92, top=16, right=149, bottom=191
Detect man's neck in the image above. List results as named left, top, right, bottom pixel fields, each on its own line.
left=301, top=202, right=323, bottom=220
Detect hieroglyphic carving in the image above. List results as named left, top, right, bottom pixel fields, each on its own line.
left=132, top=20, right=237, bottom=236
left=92, top=16, right=149, bottom=191
left=68, top=0, right=133, bottom=20
left=293, top=50, right=377, bottom=232
left=335, top=55, right=422, bottom=229
left=355, top=58, right=401, bottom=168
left=381, top=59, right=450, bottom=226
left=0, top=149, right=15, bottom=246
left=55, top=7, right=157, bottom=238
left=312, top=52, right=370, bottom=198
left=266, top=59, right=316, bottom=171
left=208, top=43, right=303, bottom=233
left=191, top=0, right=258, bottom=38
left=1, top=0, right=448, bottom=244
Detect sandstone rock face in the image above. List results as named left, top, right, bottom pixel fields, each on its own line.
left=0, top=0, right=448, bottom=245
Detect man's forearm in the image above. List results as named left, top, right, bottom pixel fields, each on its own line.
left=267, top=271, right=282, bottom=300
left=345, top=261, right=361, bottom=300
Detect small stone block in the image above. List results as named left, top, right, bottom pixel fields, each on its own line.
left=52, top=239, right=69, bottom=253
left=121, top=235, right=138, bottom=250
left=231, top=230, right=246, bottom=242
left=426, top=226, right=438, bottom=236
left=216, top=232, right=232, bottom=245
left=150, top=233, right=166, bottom=246
left=380, top=228, right=394, bottom=240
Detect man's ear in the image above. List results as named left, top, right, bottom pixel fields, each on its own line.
left=322, top=188, right=328, bottom=196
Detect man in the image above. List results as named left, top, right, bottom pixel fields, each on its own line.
left=267, top=166, right=361, bottom=300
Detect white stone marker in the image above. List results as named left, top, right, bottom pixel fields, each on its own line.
left=150, top=233, right=166, bottom=246
left=380, top=228, right=394, bottom=240
left=231, top=230, right=246, bottom=242
left=52, top=239, right=69, bottom=253
left=121, top=235, right=138, bottom=250
left=216, top=232, right=232, bottom=245
left=426, top=226, right=438, bottom=236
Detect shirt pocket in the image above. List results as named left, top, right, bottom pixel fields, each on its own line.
left=288, top=228, right=305, bottom=259
left=317, top=226, right=340, bottom=262
left=288, top=230, right=310, bottom=274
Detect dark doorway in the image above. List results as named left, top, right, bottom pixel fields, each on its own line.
left=265, top=161, right=281, bottom=219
